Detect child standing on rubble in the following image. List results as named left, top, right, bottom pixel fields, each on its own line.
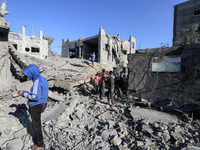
left=18, top=64, right=48, bottom=150
left=92, top=73, right=101, bottom=94
left=100, top=69, right=106, bottom=99
left=91, top=52, right=95, bottom=67
left=107, top=71, right=115, bottom=107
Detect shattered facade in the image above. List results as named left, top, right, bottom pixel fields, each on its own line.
left=62, top=27, right=136, bottom=70
left=0, top=2, right=12, bottom=92
left=8, top=25, right=49, bottom=59
left=128, top=45, right=200, bottom=117
left=173, top=0, right=200, bottom=46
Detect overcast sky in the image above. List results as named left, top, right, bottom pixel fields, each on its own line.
left=5, top=0, right=188, bottom=54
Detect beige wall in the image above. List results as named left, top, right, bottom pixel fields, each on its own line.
left=8, top=26, right=48, bottom=59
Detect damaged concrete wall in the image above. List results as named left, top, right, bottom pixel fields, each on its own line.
left=173, top=0, right=200, bottom=46
left=8, top=26, right=48, bottom=59
left=0, top=2, right=13, bottom=92
left=62, top=27, right=136, bottom=70
left=128, top=45, right=200, bottom=110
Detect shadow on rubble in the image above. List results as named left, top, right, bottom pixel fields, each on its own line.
left=9, top=104, right=34, bottom=140
left=83, top=60, right=92, bottom=67
left=10, top=63, right=28, bottom=82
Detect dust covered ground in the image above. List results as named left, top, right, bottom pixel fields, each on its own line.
left=1, top=84, right=200, bottom=150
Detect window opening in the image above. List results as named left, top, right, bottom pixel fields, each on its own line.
left=194, top=10, right=200, bottom=16
left=25, top=47, right=30, bottom=52
left=132, top=43, right=134, bottom=48
left=31, top=47, right=40, bottom=53
left=152, top=57, right=181, bottom=72
left=13, top=44, right=17, bottom=50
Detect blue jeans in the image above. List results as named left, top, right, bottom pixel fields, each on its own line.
left=94, top=83, right=99, bottom=93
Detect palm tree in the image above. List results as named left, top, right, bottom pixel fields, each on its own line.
left=43, top=36, right=55, bottom=50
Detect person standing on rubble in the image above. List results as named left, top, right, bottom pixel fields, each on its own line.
left=18, top=64, right=48, bottom=150
left=107, top=71, right=115, bottom=107
left=100, top=69, right=106, bottom=100
left=92, top=73, right=101, bottom=94
left=91, top=52, right=95, bottom=67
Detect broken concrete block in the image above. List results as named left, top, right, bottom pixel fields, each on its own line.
left=171, top=132, right=185, bottom=144
left=160, top=124, right=168, bottom=131
left=55, top=80, right=72, bottom=91
left=174, top=125, right=183, bottom=133
left=108, top=120, right=115, bottom=129
left=93, top=135, right=103, bottom=143
left=12, top=93, right=19, bottom=98
left=101, top=130, right=110, bottom=141
left=111, top=135, right=122, bottom=146
left=48, top=91, right=65, bottom=102
left=13, top=128, right=27, bottom=138
left=136, top=140, right=144, bottom=147
left=6, top=138, right=23, bottom=150
left=163, top=131, right=170, bottom=141
left=109, top=129, right=118, bottom=137
left=142, top=124, right=153, bottom=134
left=74, top=104, right=85, bottom=119
left=48, top=80, right=55, bottom=88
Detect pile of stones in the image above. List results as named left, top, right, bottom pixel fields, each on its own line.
left=1, top=87, right=200, bottom=149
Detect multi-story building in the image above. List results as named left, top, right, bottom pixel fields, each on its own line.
left=62, top=27, right=136, bottom=69
left=8, top=25, right=49, bottom=59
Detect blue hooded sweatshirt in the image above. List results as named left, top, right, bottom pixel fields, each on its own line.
left=21, top=64, right=48, bottom=107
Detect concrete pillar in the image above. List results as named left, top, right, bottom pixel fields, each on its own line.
left=22, top=25, right=26, bottom=41
left=39, top=30, right=43, bottom=39
left=129, top=36, right=136, bottom=54
left=22, top=25, right=26, bottom=36
left=98, top=27, right=102, bottom=62
left=99, top=27, right=106, bottom=63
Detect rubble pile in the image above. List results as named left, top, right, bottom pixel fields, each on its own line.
left=0, top=44, right=199, bottom=150
left=0, top=45, right=200, bottom=149
left=1, top=87, right=200, bottom=149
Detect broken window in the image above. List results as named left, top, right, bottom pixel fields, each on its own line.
left=123, top=50, right=127, bottom=55
left=198, top=27, right=200, bottom=33
left=194, top=10, right=200, bottom=16
left=31, top=47, right=40, bottom=53
left=69, top=49, right=76, bottom=58
left=13, top=44, right=17, bottom=50
left=132, top=43, right=135, bottom=48
left=25, top=47, right=30, bottom=52
left=152, top=57, right=181, bottom=72
left=105, top=44, right=109, bottom=51
left=13, top=35, right=19, bottom=40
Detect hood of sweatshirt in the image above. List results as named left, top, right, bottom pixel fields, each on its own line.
left=22, top=64, right=40, bottom=81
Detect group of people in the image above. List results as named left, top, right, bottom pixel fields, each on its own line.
left=92, top=69, right=115, bottom=107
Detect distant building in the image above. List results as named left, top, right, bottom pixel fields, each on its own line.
left=8, top=25, right=49, bottom=59
left=173, top=0, right=200, bottom=46
left=62, top=27, right=136, bottom=69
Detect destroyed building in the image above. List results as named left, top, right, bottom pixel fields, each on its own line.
left=8, top=25, right=49, bottom=59
left=173, top=0, right=200, bottom=46
left=1, top=1, right=200, bottom=150
left=0, top=2, right=12, bottom=92
left=62, top=27, right=136, bottom=70
left=128, top=0, right=200, bottom=117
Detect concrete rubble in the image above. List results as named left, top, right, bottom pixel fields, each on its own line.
left=1, top=83, right=200, bottom=149
left=1, top=1, right=200, bottom=150
left=0, top=36, right=200, bottom=149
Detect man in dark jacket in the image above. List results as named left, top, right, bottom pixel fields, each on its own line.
left=18, top=64, right=48, bottom=150
left=107, top=71, right=114, bottom=107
